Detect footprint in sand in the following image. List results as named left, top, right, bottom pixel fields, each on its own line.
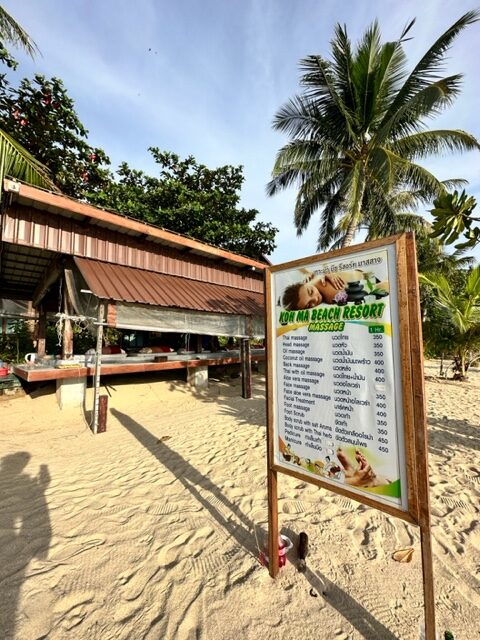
left=281, top=500, right=309, bottom=514
left=120, top=562, right=164, bottom=601
left=157, top=530, right=195, bottom=570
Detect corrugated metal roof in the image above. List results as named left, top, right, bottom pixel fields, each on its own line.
left=5, top=180, right=270, bottom=269
left=75, top=257, right=264, bottom=316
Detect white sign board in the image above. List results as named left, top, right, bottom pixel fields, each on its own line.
left=269, top=243, right=408, bottom=510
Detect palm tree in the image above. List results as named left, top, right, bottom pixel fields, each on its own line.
left=420, top=266, right=480, bottom=379
left=0, top=5, right=56, bottom=195
left=267, top=12, right=480, bottom=249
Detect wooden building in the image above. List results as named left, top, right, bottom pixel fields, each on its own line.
left=0, top=179, right=267, bottom=406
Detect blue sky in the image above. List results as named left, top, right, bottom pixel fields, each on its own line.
left=3, top=0, right=480, bottom=263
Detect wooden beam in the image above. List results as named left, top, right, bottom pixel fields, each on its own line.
left=62, top=281, right=74, bottom=360
left=240, top=338, right=252, bottom=399
left=36, top=306, right=47, bottom=357
left=32, top=257, right=63, bottom=308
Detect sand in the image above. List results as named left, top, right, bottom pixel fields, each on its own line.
left=0, top=364, right=479, bottom=640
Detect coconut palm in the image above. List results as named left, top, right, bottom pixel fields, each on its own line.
left=420, top=266, right=480, bottom=379
left=267, top=12, right=480, bottom=249
left=0, top=6, right=56, bottom=195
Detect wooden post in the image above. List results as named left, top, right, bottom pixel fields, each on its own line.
left=36, top=306, right=46, bottom=358
left=97, top=394, right=108, bottom=433
left=240, top=338, right=252, bottom=399
left=264, top=270, right=279, bottom=577
left=92, top=302, right=105, bottom=435
left=406, top=234, right=436, bottom=639
left=2, top=317, right=7, bottom=336
left=267, top=467, right=279, bottom=577
left=62, top=283, right=74, bottom=360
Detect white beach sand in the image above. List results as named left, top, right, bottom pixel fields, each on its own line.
left=0, top=365, right=479, bottom=640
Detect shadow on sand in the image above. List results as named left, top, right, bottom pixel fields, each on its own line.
left=0, top=453, right=51, bottom=640
left=112, top=408, right=397, bottom=640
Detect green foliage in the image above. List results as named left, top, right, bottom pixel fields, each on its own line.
left=0, top=128, right=56, bottom=195
left=103, top=327, right=121, bottom=346
left=430, top=189, right=479, bottom=250
left=420, top=265, right=480, bottom=378
left=268, top=12, right=480, bottom=249
left=0, top=74, right=110, bottom=197
left=0, top=320, right=34, bottom=362
left=73, top=325, right=96, bottom=354
left=87, top=149, right=277, bottom=259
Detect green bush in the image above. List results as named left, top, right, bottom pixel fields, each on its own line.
left=0, top=320, right=34, bottom=363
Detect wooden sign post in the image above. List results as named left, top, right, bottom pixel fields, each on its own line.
left=265, top=233, right=435, bottom=639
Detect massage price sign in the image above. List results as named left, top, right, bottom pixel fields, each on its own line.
left=265, top=235, right=425, bottom=520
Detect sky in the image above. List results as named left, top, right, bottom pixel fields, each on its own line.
left=3, top=0, right=480, bottom=264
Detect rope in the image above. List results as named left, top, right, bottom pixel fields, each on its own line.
left=54, top=313, right=95, bottom=347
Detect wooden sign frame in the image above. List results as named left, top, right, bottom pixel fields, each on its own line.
left=264, top=233, right=435, bottom=638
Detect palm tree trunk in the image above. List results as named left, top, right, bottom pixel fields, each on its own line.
left=341, top=168, right=366, bottom=248
left=341, top=219, right=357, bottom=247
left=460, top=353, right=466, bottom=379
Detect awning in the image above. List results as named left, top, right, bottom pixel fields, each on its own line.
left=74, top=257, right=264, bottom=316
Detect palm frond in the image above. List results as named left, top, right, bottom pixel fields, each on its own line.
left=0, top=6, right=39, bottom=57
left=0, top=128, right=57, bottom=196
left=465, top=265, right=480, bottom=299
left=272, top=95, right=325, bottom=139
left=375, top=75, right=464, bottom=143
left=378, top=10, right=479, bottom=129
left=299, top=54, right=355, bottom=140
left=294, top=171, right=343, bottom=234
left=317, top=184, right=348, bottom=249
left=390, top=129, right=480, bottom=159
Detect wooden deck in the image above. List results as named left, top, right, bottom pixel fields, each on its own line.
left=13, top=351, right=265, bottom=383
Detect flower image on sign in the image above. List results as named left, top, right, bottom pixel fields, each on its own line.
left=269, top=243, right=408, bottom=510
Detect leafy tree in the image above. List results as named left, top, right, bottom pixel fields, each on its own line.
left=88, top=149, right=277, bottom=259
left=430, top=189, right=479, bottom=250
left=0, top=74, right=110, bottom=197
left=268, top=12, right=480, bottom=249
left=420, top=265, right=480, bottom=379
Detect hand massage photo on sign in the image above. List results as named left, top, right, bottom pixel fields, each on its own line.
left=279, top=438, right=392, bottom=489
